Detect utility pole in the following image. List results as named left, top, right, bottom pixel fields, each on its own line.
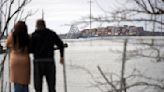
left=152, top=0, right=157, bottom=34
left=87, top=0, right=92, bottom=37
left=88, top=0, right=93, bottom=46
left=42, top=9, right=44, bottom=20
left=161, top=3, right=163, bottom=36
left=90, top=0, right=92, bottom=30
left=145, top=21, right=147, bottom=31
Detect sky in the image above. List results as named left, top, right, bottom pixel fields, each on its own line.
left=25, top=0, right=126, bottom=34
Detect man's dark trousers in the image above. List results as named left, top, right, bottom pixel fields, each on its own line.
left=34, top=61, right=56, bottom=92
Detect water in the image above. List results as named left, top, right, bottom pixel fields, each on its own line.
left=1, top=38, right=164, bottom=92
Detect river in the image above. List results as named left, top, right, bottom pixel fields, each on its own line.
left=1, top=37, right=164, bottom=92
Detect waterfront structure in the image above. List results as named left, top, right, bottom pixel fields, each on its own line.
left=79, top=25, right=144, bottom=37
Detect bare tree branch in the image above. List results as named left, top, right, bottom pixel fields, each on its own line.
left=0, top=0, right=9, bottom=9
left=91, top=17, right=164, bottom=25
left=126, top=81, right=164, bottom=90
left=0, top=0, right=32, bottom=40
left=147, top=0, right=155, bottom=13
left=0, top=52, right=8, bottom=79
left=135, top=0, right=151, bottom=13
left=97, top=66, right=119, bottom=92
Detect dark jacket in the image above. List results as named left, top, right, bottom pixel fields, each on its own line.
left=31, top=28, right=64, bottom=61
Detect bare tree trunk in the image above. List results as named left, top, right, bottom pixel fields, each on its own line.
left=123, top=78, right=126, bottom=92
left=0, top=53, right=8, bottom=92
left=1, top=68, right=4, bottom=92
left=0, top=0, right=2, bottom=33
left=97, top=66, right=118, bottom=92
left=120, top=39, right=127, bottom=92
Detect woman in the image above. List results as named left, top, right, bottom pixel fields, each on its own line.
left=6, top=21, right=30, bottom=92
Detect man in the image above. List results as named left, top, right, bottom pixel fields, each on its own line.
left=31, top=19, right=64, bottom=92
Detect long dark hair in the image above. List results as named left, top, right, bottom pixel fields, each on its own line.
left=13, top=21, right=29, bottom=52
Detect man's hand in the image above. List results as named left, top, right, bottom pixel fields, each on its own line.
left=60, top=57, right=64, bottom=65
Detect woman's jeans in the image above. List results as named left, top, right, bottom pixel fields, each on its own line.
left=14, top=83, right=29, bottom=92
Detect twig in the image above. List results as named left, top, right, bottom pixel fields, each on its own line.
left=97, top=66, right=119, bottom=92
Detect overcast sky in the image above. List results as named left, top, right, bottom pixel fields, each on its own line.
left=25, top=0, right=126, bottom=34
